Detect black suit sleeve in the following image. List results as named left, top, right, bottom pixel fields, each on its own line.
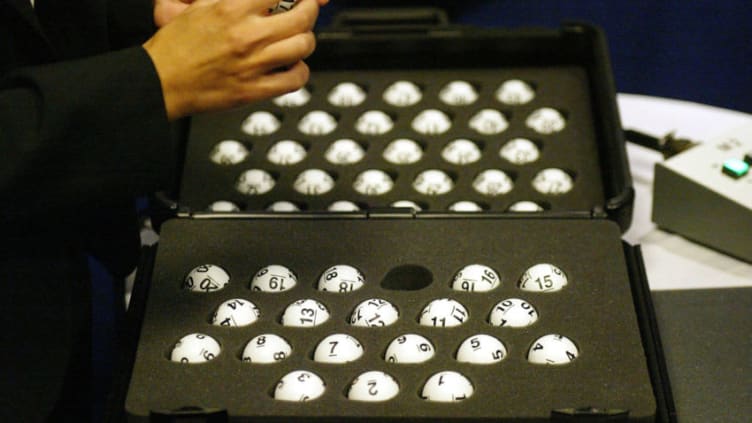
left=107, top=0, right=157, bottom=48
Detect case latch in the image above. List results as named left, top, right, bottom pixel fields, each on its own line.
left=551, top=406, right=629, bottom=421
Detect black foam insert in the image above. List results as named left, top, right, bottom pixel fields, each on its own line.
left=125, top=217, right=656, bottom=421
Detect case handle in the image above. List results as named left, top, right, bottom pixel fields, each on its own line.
left=331, top=7, right=450, bottom=31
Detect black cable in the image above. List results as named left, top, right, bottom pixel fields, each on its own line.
left=624, top=128, right=699, bottom=159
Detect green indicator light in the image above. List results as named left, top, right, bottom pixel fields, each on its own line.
left=722, top=158, right=749, bottom=178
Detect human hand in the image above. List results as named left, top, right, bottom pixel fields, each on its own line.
left=144, top=0, right=323, bottom=120
left=153, top=0, right=329, bottom=28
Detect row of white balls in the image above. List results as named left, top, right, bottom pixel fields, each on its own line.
left=240, top=107, right=565, bottom=137
left=273, top=79, right=538, bottom=109
left=185, top=263, right=568, bottom=294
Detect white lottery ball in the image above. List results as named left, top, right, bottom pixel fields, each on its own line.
left=527, top=334, right=579, bottom=365
left=348, top=371, right=400, bottom=402
left=267, top=140, right=307, bottom=165
left=450, top=264, right=501, bottom=292
left=318, top=264, right=365, bottom=293
left=209, top=140, right=249, bottom=165
left=324, top=139, right=366, bottom=165
left=274, top=370, right=326, bottom=401
left=456, top=334, right=507, bottom=364
left=419, top=298, right=468, bottom=327
left=355, top=110, right=394, bottom=135
left=184, top=264, right=230, bottom=293
left=532, top=168, right=574, bottom=195
left=298, top=110, right=337, bottom=135
left=519, top=263, right=568, bottom=292
left=508, top=201, right=544, bottom=213
left=353, top=169, right=394, bottom=196
left=500, top=138, right=540, bottom=164
left=313, top=333, right=364, bottom=363
left=235, top=169, right=275, bottom=195
left=469, top=109, right=509, bottom=135
left=328, top=82, right=367, bottom=107
left=211, top=298, right=260, bottom=327
left=281, top=298, right=330, bottom=327
left=439, top=80, right=478, bottom=105
left=421, top=371, right=473, bottom=402
left=328, top=200, right=361, bottom=212
left=250, top=264, right=297, bottom=292
left=472, top=169, right=514, bottom=196
left=242, top=334, right=292, bottom=363
left=448, top=201, right=483, bottom=212
left=412, top=169, right=454, bottom=196
left=383, top=138, right=424, bottom=165
left=411, top=109, right=452, bottom=135
left=293, top=169, right=335, bottom=196
left=383, top=80, right=422, bottom=107
left=441, top=139, right=482, bottom=165
left=488, top=298, right=539, bottom=328
left=349, top=298, right=399, bottom=327
left=384, top=334, right=435, bottom=363
left=390, top=200, right=422, bottom=211
left=241, top=111, right=280, bottom=135
left=496, top=79, right=535, bottom=105
left=269, top=0, right=297, bottom=14
left=170, top=333, right=221, bottom=363
left=526, top=107, right=566, bottom=134
left=273, top=86, right=310, bottom=107
left=207, top=200, right=240, bottom=212
left=266, top=200, right=300, bottom=212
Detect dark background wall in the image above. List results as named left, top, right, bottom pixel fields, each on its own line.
left=317, top=1, right=752, bottom=113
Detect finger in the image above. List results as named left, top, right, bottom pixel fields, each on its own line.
left=238, top=32, right=316, bottom=78
left=245, top=60, right=311, bottom=100
left=260, top=0, right=320, bottom=40
left=213, top=0, right=279, bottom=17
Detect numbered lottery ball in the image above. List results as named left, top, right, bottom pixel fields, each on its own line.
left=488, top=298, right=539, bottom=328
left=235, top=169, right=275, bottom=195
left=348, top=371, right=400, bottom=402
left=526, top=107, right=566, bottom=134
left=441, top=139, right=482, bottom=165
left=469, top=109, right=508, bottom=135
left=508, top=201, right=544, bottom=213
left=266, top=200, right=300, bottom=212
left=383, top=80, right=422, bottom=106
left=448, top=201, right=483, bottom=212
left=353, top=169, right=395, bottom=196
left=532, top=168, right=574, bottom=195
left=318, top=264, right=365, bottom=292
left=241, top=111, right=280, bottom=135
left=419, top=298, right=468, bottom=327
left=383, top=138, right=424, bottom=165
left=411, top=109, right=451, bottom=135
left=184, top=264, right=230, bottom=293
left=495, top=79, right=535, bottom=105
left=472, top=169, right=514, bottom=196
left=298, top=110, right=337, bottom=135
left=355, top=110, right=394, bottom=135
left=293, top=169, right=335, bottom=196
left=242, top=334, right=292, bottom=363
left=456, top=334, right=507, bottom=364
left=413, top=169, right=454, bottom=196
left=269, top=0, right=297, bottom=14
left=207, top=200, right=240, bottom=212
left=325, top=139, right=366, bottom=165
left=328, top=82, right=367, bottom=107
left=500, top=138, right=540, bottom=165
left=274, top=370, right=326, bottom=401
left=527, top=334, right=579, bottom=365
left=519, top=263, right=568, bottom=292
left=328, top=200, right=361, bottom=212
left=273, top=86, right=310, bottom=107
left=384, top=334, right=435, bottom=363
left=451, top=264, right=501, bottom=292
left=170, top=333, right=221, bottom=364
left=281, top=299, right=330, bottom=327
left=211, top=298, right=260, bottom=327
left=439, top=80, right=478, bottom=106
left=209, top=140, right=248, bottom=165
left=421, top=371, right=473, bottom=402
left=313, top=334, right=364, bottom=363
left=267, top=140, right=307, bottom=165
left=390, top=200, right=422, bottom=211
left=349, top=298, right=399, bottom=327
left=250, top=264, right=297, bottom=292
